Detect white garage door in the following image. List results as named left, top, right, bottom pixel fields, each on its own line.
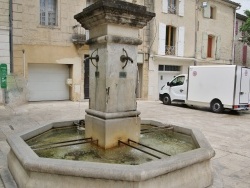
left=28, top=64, right=69, bottom=101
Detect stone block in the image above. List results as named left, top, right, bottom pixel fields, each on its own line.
left=85, top=114, right=141, bottom=149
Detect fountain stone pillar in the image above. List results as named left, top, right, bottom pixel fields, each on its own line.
left=74, top=0, right=155, bottom=149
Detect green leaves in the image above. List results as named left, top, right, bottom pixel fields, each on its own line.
left=240, top=10, right=250, bottom=45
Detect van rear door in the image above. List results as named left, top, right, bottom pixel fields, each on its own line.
left=239, top=67, right=250, bottom=104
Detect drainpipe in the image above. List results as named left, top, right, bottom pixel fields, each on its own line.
left=232, top=5, right=241, bottom=65
left=9, top=0, right=13, bottom=73
left=22, top=50, right=26, bottom=78
left=194, top=0, right=199, bottom=66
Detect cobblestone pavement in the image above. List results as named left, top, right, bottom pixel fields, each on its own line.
left=1, top=101, right=250, bottom=188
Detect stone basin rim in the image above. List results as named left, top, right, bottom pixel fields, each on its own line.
left=7, top=119, right=215, bottom=182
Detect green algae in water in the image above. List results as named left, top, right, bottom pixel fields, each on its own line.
left=26, top=126, right=84, bottom=148
left=26, top=125, right=197, bottom=165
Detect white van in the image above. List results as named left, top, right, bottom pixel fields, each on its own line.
left=159, top=65, right=250, bottom=113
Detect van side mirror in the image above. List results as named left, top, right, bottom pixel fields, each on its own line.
left=167, top=82, right=170, bottom=86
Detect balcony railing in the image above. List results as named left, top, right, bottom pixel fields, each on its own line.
left=72, top=24, right=87, bottom=45
left=165, top=45, right=176, bottom=55
left=168, top=5, right=176, bottom=14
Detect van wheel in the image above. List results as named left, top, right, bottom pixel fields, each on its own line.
left=210, top=100, right=224, bottom=113
left=163, top=94, right=171, bottom=105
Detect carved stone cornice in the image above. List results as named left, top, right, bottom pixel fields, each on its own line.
left=74, top=0, right=155, bottom=30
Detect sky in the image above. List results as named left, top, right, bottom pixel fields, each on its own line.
left=235, top=0, right=250, bottom=15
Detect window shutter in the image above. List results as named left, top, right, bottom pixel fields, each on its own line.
left=158, top=23, right=166, bottom=55
left=178, top=0, right=185, bottom=17
left=201, top=32, right=208, bottom=59
left=215, top=36, right=221, bottom=60
left=40, top=0, right=46, bottom=25
left=85, top=30, right=90, bottom=40
left=162, top=0, right=168, bottom=13
left=203, top=3, right=211, bottom=18
left=243, top=45, right=247, bottom=65
left=177, top=27, right=185, bottom=57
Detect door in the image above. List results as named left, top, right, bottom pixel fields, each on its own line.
left=169, top=75, right=187, bottom=101
left=84, top=55, right=90, bottom=99
left=28, top=64, right=69, bottom=101
left=240, top=67, right=250, bottom=104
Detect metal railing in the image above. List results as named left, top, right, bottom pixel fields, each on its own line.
left=165, top=45, right=176, bottom=55
left=168, top=5, right=176, bottom=14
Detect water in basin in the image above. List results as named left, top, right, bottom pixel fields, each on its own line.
left=26, top=124, right=197, bottom=165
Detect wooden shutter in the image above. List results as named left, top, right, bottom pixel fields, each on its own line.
left=201, top=32, right=208, bottom=59
left=162, top=0, right=168, bottom=13
left=85, top=30, right=90, bottom=40
left=215, top=36, right=221, bottom=60
left=203, top=3, right=211, bottom=18
left=158, top=23, right=166, bottom=55
left=177, top=27, right=185, bottom=57
left=178, top=0, right=185, bottom=17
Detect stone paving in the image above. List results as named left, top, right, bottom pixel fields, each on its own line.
left=1, top=101, right=250, bottom=187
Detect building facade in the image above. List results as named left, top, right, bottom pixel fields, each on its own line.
left=7, top=0, right=153, bottom=103
left=0, top=0, right=10, bottom=104
left=1, top=0, right=241, bottom=103
left=234, top=13, right=250, bottom=67
left=10, top=0, right=90, bottom=102
left=147, top=0, right=240, bottom=100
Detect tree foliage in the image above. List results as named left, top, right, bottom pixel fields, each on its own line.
left=240, top=10, right=250, bottom=45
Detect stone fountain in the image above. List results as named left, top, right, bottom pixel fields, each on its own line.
left=6, top=1, right=215, bottom=188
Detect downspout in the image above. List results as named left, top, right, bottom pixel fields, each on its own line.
left=9, top=0, right=13, bottom=73
left=232, top=5, right=241, bottom=65
left=194, top=0, right=199, bottom=66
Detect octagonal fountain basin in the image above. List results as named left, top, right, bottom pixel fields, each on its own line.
left=7, top=119, right=215, bottom=188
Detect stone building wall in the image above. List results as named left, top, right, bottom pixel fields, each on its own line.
left=0, top=0, right=10, bottom=104
left=196, top=0, right=237, bottom=64
left=12, top=0, right=89, bottom=102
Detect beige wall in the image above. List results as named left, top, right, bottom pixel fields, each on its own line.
left=152, top=0, right=196, bottom=57
left=196, top=0, right=236, bottom=64
left=12, top=0, right=89, bottom=101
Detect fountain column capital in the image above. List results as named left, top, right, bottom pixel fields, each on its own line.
left=74, top=0, right=155, bottom=30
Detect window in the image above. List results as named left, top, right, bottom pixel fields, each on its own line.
left=166, top=25, right=176, bottom=55
left=158, top=23, right=184, bottom=56
left=170, top=76, right=185, bottom=86
left=203, top=3, right=216, bottom=19
left=158, top=65, right=180, bottom=71
left=207, top=35, right=213, bottom=58
left=40, top=0, right=57, bottom=26
left=168, top=0, right=176, bottom=14
left=162, top=0, right=184, bottom=16
left=243, top=45, right=247, bottom=66
left=210, top=6, right=216, bottom=19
